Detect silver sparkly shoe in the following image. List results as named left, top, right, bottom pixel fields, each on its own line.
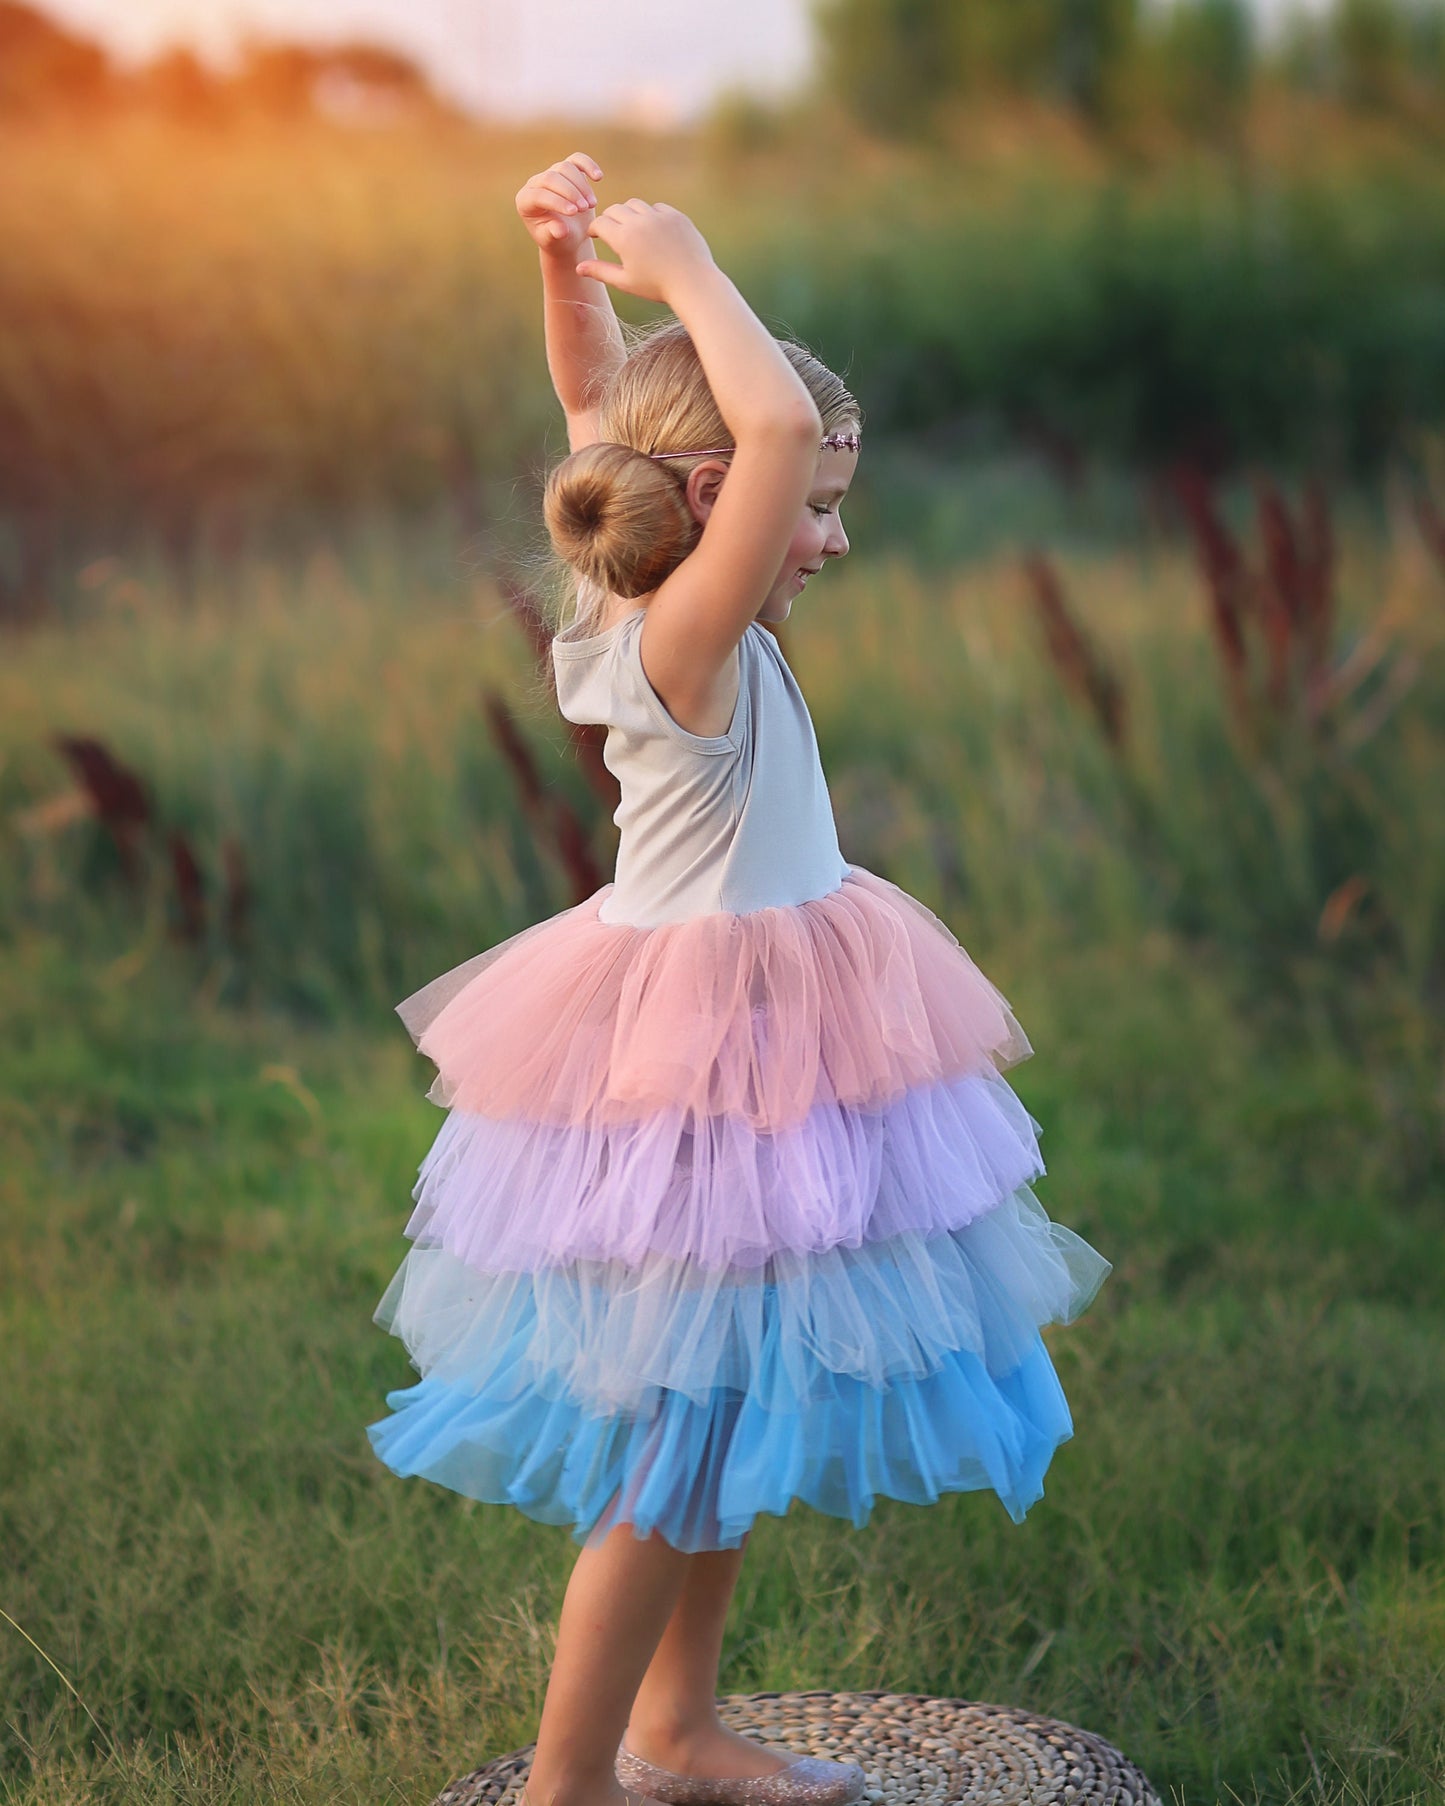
left=615, top=1740, right=866, bottom=1806
left=524, top=1788, right=662, bottom=1806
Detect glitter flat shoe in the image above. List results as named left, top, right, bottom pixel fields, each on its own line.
left=524, top=1788, right=661, bottom=1806
left=615, top=1741, right=866, bottom=1806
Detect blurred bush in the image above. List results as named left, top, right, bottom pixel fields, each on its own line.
left=5, top=121, right=1445, bottom=556
left=4, top=0, right=1445, bottom=558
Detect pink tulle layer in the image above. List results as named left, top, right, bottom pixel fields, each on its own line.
left=399, top=864, right=1032, bottom=1134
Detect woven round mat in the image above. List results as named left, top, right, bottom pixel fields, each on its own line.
left=433, top=1690, right=1161, bottom=1806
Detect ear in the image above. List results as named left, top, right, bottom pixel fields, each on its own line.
left=682, top=458, right=730, bottom=527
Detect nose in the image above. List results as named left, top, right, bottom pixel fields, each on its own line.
left=826, top=519, right=849, bottom=558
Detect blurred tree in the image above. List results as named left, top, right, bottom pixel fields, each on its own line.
left=701, top=86, right=792, bottom=160
left=1333, top=0, right=1412, bottom=108
left=139, top=47, right=226, bottom=123
left=1273, top=4, right=1333, bottom=90
left=964, top=0, right=1138, bottom=123
left=239, top=43, right=318, bottom=116
left=813, top=0, right=1139, bottom=137
left=1271, top=0, right=1445, bottom=118
left=0, top=1, right=109, bottom=113
left=812, top=0, right=955, bottom=140
left=1142, top=0, right=1255, bottom=145
left=324, top=43, right=433, bottom=93
left=237, top=40, right=438, bottom=121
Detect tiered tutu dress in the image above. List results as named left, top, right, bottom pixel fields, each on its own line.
left=366, top=603, right=1111, bottom=1551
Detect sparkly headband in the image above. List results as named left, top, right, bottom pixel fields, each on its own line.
left=648, top=431, right=861, bottom=460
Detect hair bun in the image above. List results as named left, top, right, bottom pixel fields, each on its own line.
left=543, top=441, right=699, bottom=600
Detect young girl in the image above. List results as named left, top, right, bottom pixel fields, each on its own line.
left=367, top=152, right=1112, bottom=1806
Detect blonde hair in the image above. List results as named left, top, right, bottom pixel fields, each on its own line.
left=541, top=318, right=861, bottom=639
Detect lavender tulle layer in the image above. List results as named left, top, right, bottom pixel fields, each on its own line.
left=366, top=865, right=1112, bottom=1550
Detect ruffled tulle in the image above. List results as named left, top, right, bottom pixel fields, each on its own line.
left=398, top=864, right=1032, bottom=1134
left=371, top=1190, right=1111, bottom=1416
left=400, top=1064, right=1045, bottom=1274
left=366, top=1334, right=1076, bottom=1549
left=370, top=861, right=1112, bottom=1545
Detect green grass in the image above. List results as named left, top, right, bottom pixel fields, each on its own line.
left=4, top=900, right=1442, bottom=1804
left=2, top=500, right=1443, bottom=1803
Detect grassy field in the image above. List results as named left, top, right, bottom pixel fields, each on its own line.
left=2, top=480, right=1443, bottom=1804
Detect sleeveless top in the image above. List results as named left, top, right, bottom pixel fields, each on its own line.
left=551, top=603, right=850, bottom=928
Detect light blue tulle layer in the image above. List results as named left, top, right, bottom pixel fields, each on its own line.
left=366, top=1196, right=1110, bottom=1548
left=370, top=1190, right=1110, bottom=1415
left=366, top=1333, right=1074, bottom=1550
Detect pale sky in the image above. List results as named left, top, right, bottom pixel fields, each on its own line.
left=33, top=0, right=816, bottom=126
left=34, top=0, right=1327, bottom=127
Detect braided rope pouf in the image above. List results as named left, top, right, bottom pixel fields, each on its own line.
left=433, top=1690, right=1162, bottom=1806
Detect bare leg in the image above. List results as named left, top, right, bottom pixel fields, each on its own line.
left=624, top=1535, right=790, bottom=1780
left=526, top=1520, right=693, bottom=1806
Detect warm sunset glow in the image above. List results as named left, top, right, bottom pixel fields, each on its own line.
left=32, top=0, right=818, bottom=121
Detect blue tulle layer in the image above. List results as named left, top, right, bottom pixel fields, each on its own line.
left=370, top=1189, right=1109, bottom=1413
left=366, top=1325, right=1076, bottom=1551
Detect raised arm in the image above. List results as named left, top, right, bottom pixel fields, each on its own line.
left=576, top=201, right=821, bottom=706
left=516, top=152, right=626, bottom=452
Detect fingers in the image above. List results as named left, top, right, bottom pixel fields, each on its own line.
left=588, top=204, right=625, bottom=241
left=565, top=151, right=604, bottom=183
left=516, top=155, right=600, bottom=218
left=574, top=259, right=621, bottom=287
left=590, top=200, right=649, bottom=241
left=546, top=153, right=602, bottom=206
left=549, top=180, right=594, bottom=216
left=515, top=180, right=568, bottom=227
left=534, top=169, right=594, bottom=214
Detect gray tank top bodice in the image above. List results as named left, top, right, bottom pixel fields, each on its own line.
left=551, top=604, right=849, bottom=927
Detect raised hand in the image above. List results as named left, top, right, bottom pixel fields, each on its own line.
left=515, top=151, right=604, bottom=258
left=575, top=200, right=718, bottom=306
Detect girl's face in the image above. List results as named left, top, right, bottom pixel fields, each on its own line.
left=757, top=442, right=858, bottom=625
